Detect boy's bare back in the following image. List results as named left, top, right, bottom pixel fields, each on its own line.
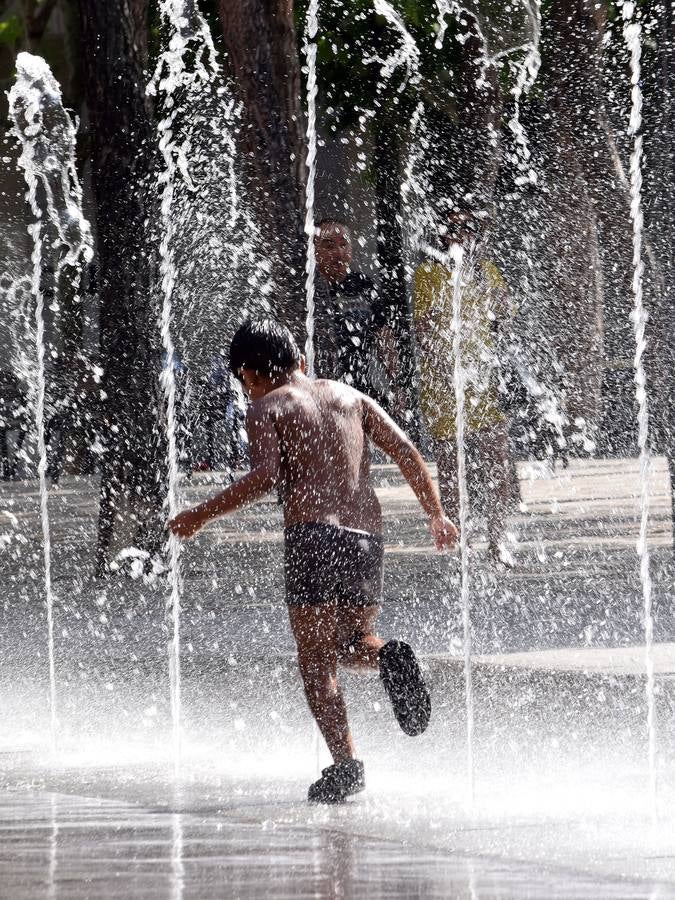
left=248, top=377, right=383, bottom=533
left=168, top=318, right=455, bottom=551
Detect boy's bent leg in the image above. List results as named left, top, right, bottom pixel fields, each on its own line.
left=335, top=605, right=431, bottom=738
left=336, top=605, right=385, bottom=672
left=288, top=603, right=355, bottom=763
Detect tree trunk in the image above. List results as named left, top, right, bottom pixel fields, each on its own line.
left=78, top=0, right=165, bottom=574
left=455, top=25, right=502, bottom=204
left=218, top=0, right=307, bottom=338
left=536, top=0, right=611, bottom=436
left=22, top=0, right=58, bottom=50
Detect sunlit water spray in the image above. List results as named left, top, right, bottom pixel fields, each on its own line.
left=434, top=0, right=498, bottom=91
left=150, top=0, right=218, bottom=773
left=171, top=811, right=185, bottom=900
left=370, top=0, right=421, bottom=85
left=508, top=0, right=541, bottom=188
left=400, top=102, right=427, bottom=254
left=622, top=1, right=657, bottom=820
left=299, top=0, right=322, bottom=771
left=505, top=344, right=567, bottom=454
left=448, top=242, right=475, bottom=807
left=8, top=53, right=93, bottom=751
left=435, top=0, right=536, bottom=86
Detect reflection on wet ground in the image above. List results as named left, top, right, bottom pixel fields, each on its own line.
left=0, top=459, right=674, bottom=896
left=1, top=773, right=674, bottom=899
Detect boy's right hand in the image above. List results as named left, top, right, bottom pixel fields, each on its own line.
left=430, top=514, right=459, bottom=551
left=169, top=508, right=205, bottom=540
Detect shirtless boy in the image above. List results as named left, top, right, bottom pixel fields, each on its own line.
left=169, top=319, right=458, bottom=803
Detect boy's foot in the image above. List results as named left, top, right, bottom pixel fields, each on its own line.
left=379, top=640, right=431, bottom=736
left=308, top=759, right=365, bottom=804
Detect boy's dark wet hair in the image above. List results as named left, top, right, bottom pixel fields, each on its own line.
left=316, top=217, right=351, bottom=235
left=229, top=318, right=301, bottom=379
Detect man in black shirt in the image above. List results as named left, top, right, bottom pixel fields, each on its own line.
left=313, top=219, right=397, bottom=408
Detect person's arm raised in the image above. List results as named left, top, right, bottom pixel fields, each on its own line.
left=169, top=402, right=281, bottom=540
left=361, top=395, right=458, bottom=550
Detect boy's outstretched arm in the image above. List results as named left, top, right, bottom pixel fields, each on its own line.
left=169, top=404, right=280, bottom=540
left=362, top=395, right=458, bottom=550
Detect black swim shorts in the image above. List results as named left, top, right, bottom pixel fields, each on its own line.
left=284, top=522, right=384, bottom=607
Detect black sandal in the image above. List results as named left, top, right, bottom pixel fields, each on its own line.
left=308, top=759, right=365, bottom=804
left=379, top=640, right=431, bottom=736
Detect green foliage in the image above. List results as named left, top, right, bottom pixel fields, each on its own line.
left=0, top=15, right=23, bottom=47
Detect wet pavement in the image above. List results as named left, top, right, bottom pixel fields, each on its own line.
left=0, top=767, right=675, bottom=900
left=1, top=764, right=675, bottom=899
left=0, top=457, right=674, bottom=896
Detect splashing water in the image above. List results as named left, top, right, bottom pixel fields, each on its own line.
left=171, top=812, right=185, bottom=900
left=222, top=98, right=240, bottom=231
left=0, top=271, right=35, bottom=385
left=503, top=1, right=567, bottom=465
left=435, top=0, right=536, bottom=87
left=302, top=0, right=320, bottom=375
left=368, top=0, right=421, bottom=87
left=150, top=0, right=218, bottom=774
left=622, top=1, right=657, bottom=821
left=434, top=0, right=493, bottom=85
left=448, top=242, right=475, bottom=807
left=150, top=1, right=218, bottom=102
left=8, top=53, right=93, bottom=751
left=434, top=0, right=491, bottom=51
left=301, top=0, right=323, bottom=769
left=167, top=87, right=269, bottom=361
left=8, top=55, right=92, bottom=265
left=400, top=102, right=430, bottom=268
left=374, top=0, right=425, bottom=275
left=508, top=0, right=541, bottom=188
left=505, top=343, right=568, bottom=454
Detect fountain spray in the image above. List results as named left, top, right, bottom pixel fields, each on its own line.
left=302, top=0, right=320, bottom=376
left=509, top=0, right=541, bottom=189
left=150, top=0, right=218, bottom=774
left=622, top=0, right=658, bottom=821
left=8, top=53, right=93, bottom=752
left=449, top=243, right=474, bottom=808
left=301, top=0, right=324, bottom=775
left=370, top=0, right=421, bottom=86
left=414, top=236, right=478, bottom=804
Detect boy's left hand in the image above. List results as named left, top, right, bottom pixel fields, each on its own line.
left=169, top=508, right=205, bottom=540
left=430, top=514, right=459, bottom=551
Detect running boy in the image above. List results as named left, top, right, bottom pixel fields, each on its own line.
left=169, top=319, right=458, bottom=803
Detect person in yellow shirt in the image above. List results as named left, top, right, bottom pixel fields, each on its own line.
left=413, top=205, right=513, bottom=564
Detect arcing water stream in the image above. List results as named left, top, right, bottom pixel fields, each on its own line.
left=370, top=0, right=421, bottom=86
left=8, top=53, right=93, bottom=750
